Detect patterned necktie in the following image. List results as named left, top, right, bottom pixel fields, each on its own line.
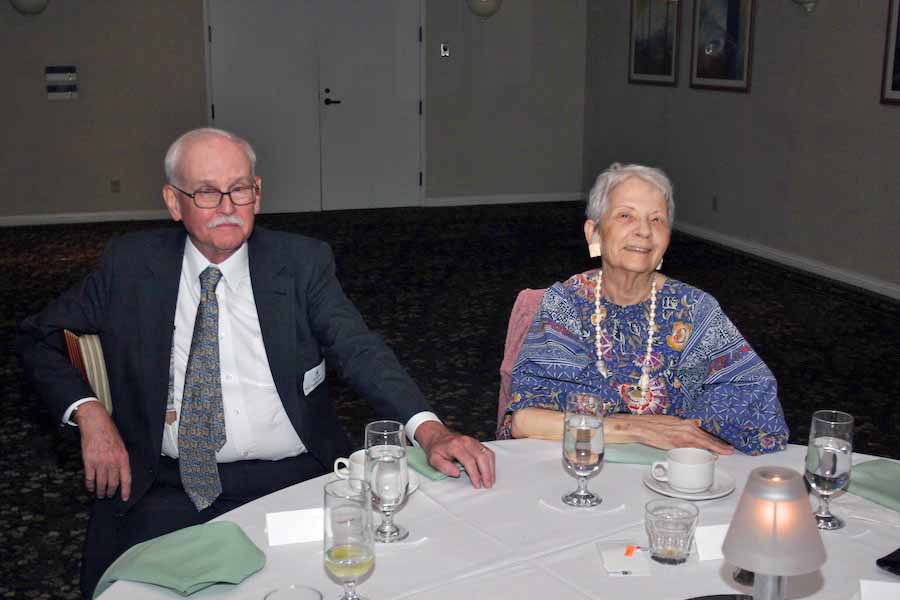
left=178, top=266, right=226, bottom=510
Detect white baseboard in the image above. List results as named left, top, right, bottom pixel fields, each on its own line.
left=0, top=210, right=170, bottom=227
left=675, top=222, right=900, bottom=301
left=425, top=192, right=584, bottom=207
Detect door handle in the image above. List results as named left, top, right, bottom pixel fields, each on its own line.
left=324, top=98, right=342, bottom=105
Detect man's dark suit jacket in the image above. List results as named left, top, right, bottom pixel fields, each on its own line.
left=17, top=226, right=430, bottom=515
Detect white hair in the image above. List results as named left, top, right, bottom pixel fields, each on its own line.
left=163, top=127, right=257, bottom=186
left=586, top=163, right=675, bottom=227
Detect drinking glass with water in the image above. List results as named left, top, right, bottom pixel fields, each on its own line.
left=804, top=409, right=853, bottom=530
left=561, top=392, right=605, bottom=507
left=323, top=479, right=375, bottom=600
left=365, top=420, right=410, bottom=542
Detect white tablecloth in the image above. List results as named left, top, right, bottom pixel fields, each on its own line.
left=100, top=441, right=900, bottom=599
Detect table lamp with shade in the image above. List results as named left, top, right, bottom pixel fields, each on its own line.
left=722, top=466, right=826, bottom=600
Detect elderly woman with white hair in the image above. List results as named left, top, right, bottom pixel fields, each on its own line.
left=503, top=163, right=788, bottom=455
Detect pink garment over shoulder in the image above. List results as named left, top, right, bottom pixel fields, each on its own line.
left=497, top=288, right=545, bottom=436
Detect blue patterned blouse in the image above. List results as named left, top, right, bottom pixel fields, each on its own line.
left=504, top=271, right=788, bottom=455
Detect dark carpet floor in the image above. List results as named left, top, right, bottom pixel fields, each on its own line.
left=2, top=201, right=898, bottom=598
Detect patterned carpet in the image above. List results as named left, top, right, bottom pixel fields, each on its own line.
left=2, top=202, right=898, bottom=598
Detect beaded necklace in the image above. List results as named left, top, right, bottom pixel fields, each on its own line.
left=593, top=270, right=658, bottom=410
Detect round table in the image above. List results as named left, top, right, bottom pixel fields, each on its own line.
left=100, top=440, right=900, bottom=599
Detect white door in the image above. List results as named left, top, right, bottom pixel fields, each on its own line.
left=206, top=0, right=421, bottom=213
left=207, top=0, right=321, bottom=213
left=318, top=0, right=422, bottom=210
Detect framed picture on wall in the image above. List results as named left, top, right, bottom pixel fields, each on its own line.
left=628, top=0, right=681, bottom=85
left=882, top=0, right=900, bottom=104
left=690, top=0, right=755, bottom=92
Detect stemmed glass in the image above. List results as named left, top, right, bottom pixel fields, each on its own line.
left=804, top=409, right=854, bottom=530
left=561, top=392, right=605, bottom=507
left=323, top=479, right=375, bottom=600
left=365, top=420, right=410, bottom=542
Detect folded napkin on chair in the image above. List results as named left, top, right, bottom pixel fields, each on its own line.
left=847, top=459, right=900, bottom=513
left=93, top=521, right=265, bottom=598
left=605, top=443, right=667, bottom=465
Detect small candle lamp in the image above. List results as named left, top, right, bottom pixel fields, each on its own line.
left=722, top=467, right=826, bottom=600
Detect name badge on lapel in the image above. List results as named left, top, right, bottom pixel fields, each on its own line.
left=303, top=358, right=326, bottom=396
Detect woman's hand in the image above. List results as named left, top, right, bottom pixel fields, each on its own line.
left=606, top=413, right=733, bottom=455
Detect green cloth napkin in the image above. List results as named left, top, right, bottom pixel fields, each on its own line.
left=93, top=522, right=265, bottom=598
left=407, top=446, right=471, bottom=480
left=847, top=459, right=900, bottom=512
left=605, top=443, right=667, bottom=465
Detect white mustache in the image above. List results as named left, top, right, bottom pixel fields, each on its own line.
left=206, top=215, right=245, bottom=229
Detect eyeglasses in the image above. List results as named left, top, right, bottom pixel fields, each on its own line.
left=169, top=183, right=258, bottom=209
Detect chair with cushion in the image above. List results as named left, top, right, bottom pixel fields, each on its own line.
left=496, top=288, right=544, bottom=439
left=63, top=329, right=113, bottom=414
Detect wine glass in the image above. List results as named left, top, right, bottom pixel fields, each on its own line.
left=365, top=420, right=410, bottom=542
left=804, top=409, right=853, bottom=530
left=323, top=479, right=375, bottom=600
left=561, top=392, right=605, bottom=507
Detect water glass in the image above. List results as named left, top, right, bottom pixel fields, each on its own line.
left=365, top=420, right=410, bottom=542
left=323, top=479, right=375, bottom=600
left=561, top=392, right=605, bottom=507
left=645, top=498, right=699, bottom=565
left=804, top=409, right=853, bottom=530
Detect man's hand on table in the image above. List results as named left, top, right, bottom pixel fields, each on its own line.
left=415, top=421, right=495, bottom=489
left=75, top=400, right=132, bottom=500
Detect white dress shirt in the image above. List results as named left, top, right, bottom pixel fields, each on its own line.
left=64, top=238, right=438, bottom=460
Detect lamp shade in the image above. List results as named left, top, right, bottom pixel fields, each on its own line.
left=722, top=467, right=826, bottom=576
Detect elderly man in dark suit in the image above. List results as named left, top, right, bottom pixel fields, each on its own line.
left=18, top=127, right=495, bottom=599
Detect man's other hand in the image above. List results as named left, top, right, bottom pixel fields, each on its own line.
left=75, top=401, right=132, bottom=501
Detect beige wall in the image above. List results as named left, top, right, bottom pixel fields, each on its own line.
left=426, top=0, right=586, bottom=199
left=3, top=0, right=585, bottom=219
left=584, top=1, right=900, bottom=291
left=0, top=0, right=207, bottom=219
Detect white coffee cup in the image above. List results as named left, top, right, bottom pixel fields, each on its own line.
left=333, top=449, right=366, bottom=481
left=651, top=448, right=717, bottom=493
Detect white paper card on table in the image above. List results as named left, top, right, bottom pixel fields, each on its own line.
left=694, top=524, right=729, bottom=561
left=599, top=545, right=651, bottom=577
left=266, top=508, right=324, bottom=546
left=860, top=579, right=900, bottom=600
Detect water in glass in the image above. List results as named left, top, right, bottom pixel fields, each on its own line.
left=563, top=414, right=604, bottom=478
left=367, top=445, right=408, bottom=514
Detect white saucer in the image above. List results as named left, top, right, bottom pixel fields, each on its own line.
left=642, top=469, right=735, bottom=500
